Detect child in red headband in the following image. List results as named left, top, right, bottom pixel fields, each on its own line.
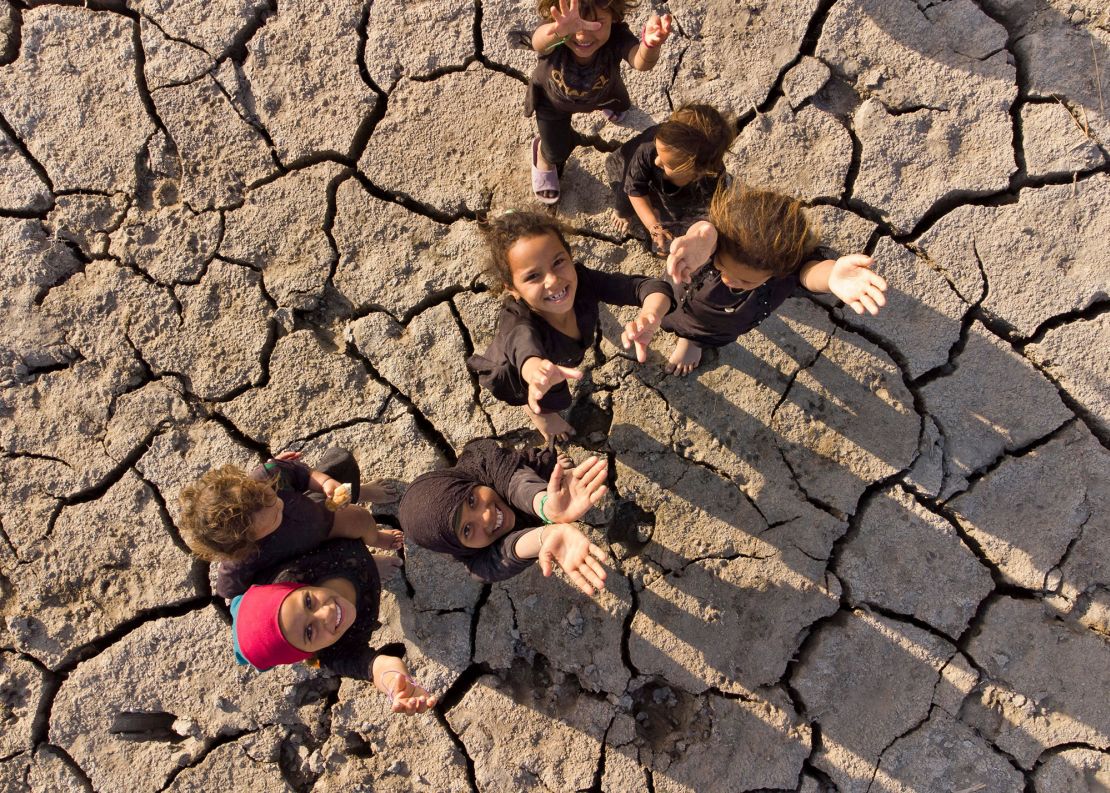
left=231, top=539, right=435, bottom=714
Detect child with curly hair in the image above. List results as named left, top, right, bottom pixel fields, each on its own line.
left=526, top=0, right=673, bottom=203
left=662, top=183, right=889, bottom=375
left=467, top=210, right=673, bottom=442
left=179, top=448, right=403, bottom=599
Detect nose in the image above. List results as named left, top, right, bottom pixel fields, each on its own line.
left=315, top=601, right=337, bottom=633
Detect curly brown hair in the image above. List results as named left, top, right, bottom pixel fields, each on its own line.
left=478, top=210, right=573, bottom=294
left=537, top=0, right=640, bottom=23
left=655, top=104, right=736, bottom=178
left=709, top=183, right=819, bottom=279
left=178, top=465, right=277, bottom=562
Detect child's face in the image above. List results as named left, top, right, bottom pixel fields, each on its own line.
left=715, top=249, right=774, bottom=291
left=506, top=232, right=578, bottom=318
left=278, top=583, right=356, bottom=653
left=249, top=491, right=284, bottom=540
left=655, top=141, right=700, bottom=187
left=454, top=485, right=516, bottom=549
left=567, top=5, right=615, bottom=63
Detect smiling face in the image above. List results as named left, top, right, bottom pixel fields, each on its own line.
left=505, top=231, right=579, bottom=319
left=654, top=140, right=700, bottom=187
left=567, top=5, right=614, bottom=63
left=278, top=583, right=356, bottom=653
left=249, top=491, right=284, bottom=540
left=714, top=249, right=774, bottom=292
left=454, top=485, right=516, bottom=549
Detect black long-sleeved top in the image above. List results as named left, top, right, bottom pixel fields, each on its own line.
left=467, top=263, right=673, bottom=411
left=659, top=248, right=833, bottom=348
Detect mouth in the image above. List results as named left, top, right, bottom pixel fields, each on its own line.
left=334, top=603, right=343, bottom=630
left=571, top=38, right=596, bottom=52
left=493, top=507, right=504, bottom=533
left=545, top=285, right=571, bottom=304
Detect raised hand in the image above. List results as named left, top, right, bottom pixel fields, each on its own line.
left=551, top=0, right=602, bottom=36
left=374, top=659, right=437, bottom=715
left=543, top=456, right=608, bottom=523
left=273, top=450, right=303, bottom=462
left=642, top=13, right=673, bottom=48
left=827, top=254, right=887, bottom=316
left=523, top=358, right=584, bottom=415
left=538, top=524, right=609, bottom=596
left=621, top=310, right=660, bottom=363
left=666, top=221, right=718, bottom=284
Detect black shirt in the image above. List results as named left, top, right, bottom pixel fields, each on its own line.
left=468, top=263, right=673, bottom=409
left=525, top=22, right=640, bottom=116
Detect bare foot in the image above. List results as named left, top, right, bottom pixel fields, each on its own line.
left=665, top=338, right=703, bottom=377
left=374, top=554, right=403, bottom=583
left=607, top=209, right=632, bottom=236
left=526, top=408, right=575, bottom=445
left=364, top=478, right=404, bottom=505
left=368, top=527, right=404, bottom=551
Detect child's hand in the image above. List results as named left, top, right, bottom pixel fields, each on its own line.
left=827, top=254, right=887, bottom=316
left=543, top=456, right=608, bottom=523
left=539, top=524, right=609, bottom=596
left=642, top=13, right=673, bottom=48
left=621, top=310, right=661, bottom=363
left=274, top=450, right=303, bottom=462
left=650, top=223, right=674, bottom=253
left=374, top=658, right=437, bottom=715
left=522, top=357, right=583, bottom=415
left=551, top=0, right=602, bottom=37
left=667, top=222, right=718, bottom=284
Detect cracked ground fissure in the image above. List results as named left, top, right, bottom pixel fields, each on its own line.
left=2, top=0, right=1109, bottom=790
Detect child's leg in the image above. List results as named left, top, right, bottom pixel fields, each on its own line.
left=315, top=447, right=362, bottom=504
left=524, top=407, right=575, bottom=444
left=331, top=504, right=404, bottom=550
left=535, top=104, right=580, bottom=173
left=665, top=337, right=704, bottom=377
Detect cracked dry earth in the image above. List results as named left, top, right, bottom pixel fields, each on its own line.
left=0, top=0, right=1108, bottom=791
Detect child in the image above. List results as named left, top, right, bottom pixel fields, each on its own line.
left=398, top=439, right=609, bottom=595
left=467, top=210, right=674, bottom=442
left=614, top=103, right=736, bottom=254
left=527, top=0, right=673, bottom=203
left=179, top=447, right=404, bottom=600
left=231, top=538, right=436, bottom=714
left=662, top=183, right=888, bottom=376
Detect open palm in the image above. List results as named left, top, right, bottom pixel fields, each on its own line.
left=828, top=254, right=887, bottom=316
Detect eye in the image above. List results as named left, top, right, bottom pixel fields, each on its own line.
left=305, top=624, right=313, bottom=644
left=303, top=592, right=311, bottom=608
left=462, top=523, right=471, bottom=539
left=467, top=492, right=475, bottom=507
left=525, top=272, right=541, bottom=282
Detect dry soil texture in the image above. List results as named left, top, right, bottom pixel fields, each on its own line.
left=1, top=1, right=1108, bottom=792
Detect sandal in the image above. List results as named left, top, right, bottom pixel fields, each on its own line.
left=531, top=136, right=560, bottom=205
left=598, top=108, right=626, bottom=124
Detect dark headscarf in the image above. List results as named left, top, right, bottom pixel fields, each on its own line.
left=399, top=439, right=552, bottom=559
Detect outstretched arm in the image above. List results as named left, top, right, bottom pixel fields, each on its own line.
left=629, top=13, right=673, bottom=70
left=512, top=523, right=609, bottom=596
left=800, top=254, right=887, bottom=316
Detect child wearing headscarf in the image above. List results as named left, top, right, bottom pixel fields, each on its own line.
left=398, top=439, right=609, bottom=596
left=230, top=538, right=435, bottom=714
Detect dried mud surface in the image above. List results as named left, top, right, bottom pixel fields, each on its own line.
left=1, top=1, right=1108, bottom=792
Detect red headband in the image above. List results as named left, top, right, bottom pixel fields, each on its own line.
left=232, top=582, right=312, bottom=670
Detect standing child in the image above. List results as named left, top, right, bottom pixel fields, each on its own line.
left=527, top=0, right=673, bottom=203
left=614, top=103, right=736, bottom=255
left=662, top=183, right=888, bottom=375
left=231, top=538, right=437, bottom=714
left=467, top=210, right=674, bottom=442
left=399, top=439, right=609, bottom=595
left=179, top=448, right=404, bottom=600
